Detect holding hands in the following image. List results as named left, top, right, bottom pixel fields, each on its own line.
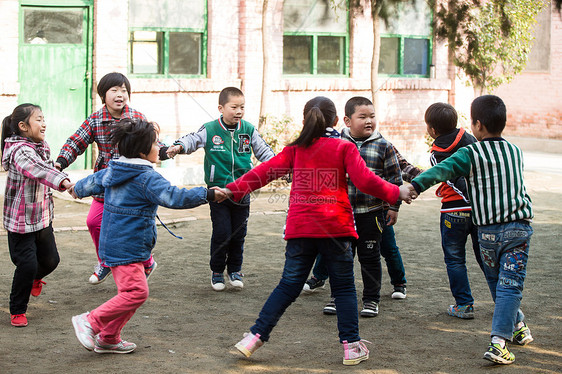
left=398, top=184, right=418, bottom=204
left=166, top=144, right=183, bottom=159
left=210, top=187, right=233, bottom=203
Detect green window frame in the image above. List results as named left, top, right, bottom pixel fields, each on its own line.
left=128, top=0, right=207, bottom=78
left=283, top=0, right=349, bottom=76
left=378, top=35, right=432, bottom=77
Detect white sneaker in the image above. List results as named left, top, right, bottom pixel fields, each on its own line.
left=211, top=272, right=226, bottom=291
left=342, top=339, right=370, bottom=365
left=235, top=332, right=263, bottom=357
left=228, top=272, right=244, bottom=289
left=71, top=312, right=95, bottom=351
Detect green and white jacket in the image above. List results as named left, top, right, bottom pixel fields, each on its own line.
left=412, top=138, right=533, bottom=226
left=174, top=117, right=274, bottom=187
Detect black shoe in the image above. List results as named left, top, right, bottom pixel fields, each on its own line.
left=323, top=298, right=337, bottom=315
left=303, top=276, right=326, bottom=294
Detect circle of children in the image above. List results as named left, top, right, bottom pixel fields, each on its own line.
left=2, top=72, right=533, bottom=366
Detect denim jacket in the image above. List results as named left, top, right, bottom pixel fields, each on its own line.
left=74, top=157, right=208, bottom=266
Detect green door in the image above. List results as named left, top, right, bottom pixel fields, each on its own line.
left=19, top=5, right=92, bottom=170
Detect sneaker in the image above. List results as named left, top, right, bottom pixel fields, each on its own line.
left=71, top=312, right=95, bottom=351
left=10, top=314, right=28, bottom=327
left=342, top=339, right=370, bottom=365
left=211, top=272, right=226, bottom=291
left=145, top=261, right=157, bottom=280
left=513, top=322, right=534, bottom=345
left=94, top=336, right=137, bottom=354
left=483, top=342, right=515, bottom=364
left=360, top=300, right=379, bottom=318
left=447, top=304, right=474, bottom=319
left=228, top=271, right=244, bottom=289
left=235, top=332, right=264, bottom=357
left=302, top=276, right=326, bottom=294
left=323, top=298, right=337, bottom=315
left=391, top=285, right=407, bottom=299
left=31, top=279, right=46, bottom=297
left=88, top=264, right=112, bottom=284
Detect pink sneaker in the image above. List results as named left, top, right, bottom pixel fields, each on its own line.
left=94, top=336, right=136, bottom=354
left=235, top=332, right=263, bottom=357
left=342, top=339, right=370, bottom=365
left=71, top=312, right=95, bottom=350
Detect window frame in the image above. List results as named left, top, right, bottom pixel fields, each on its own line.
left=379, top=34, right=433, bottom=78
left=128, top=23, right=207, bottom=78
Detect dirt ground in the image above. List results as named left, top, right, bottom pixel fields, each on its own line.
left=0, top=170, right=560, bottom=374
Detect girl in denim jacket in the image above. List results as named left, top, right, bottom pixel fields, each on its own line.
left=70, top=118, right=225, bottom=354
left=1, top=104, right=73, bottom=327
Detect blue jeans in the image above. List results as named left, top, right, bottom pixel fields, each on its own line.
left=209, top=196, right=250, bottom=273
left=440, top=211, right=484, bottom=306
left=251, top=237, right=360, bottom=343
left=380, top=220, right=407, bottom=286
left=478, top=221, right=532, bottom=340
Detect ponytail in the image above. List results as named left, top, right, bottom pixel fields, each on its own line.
left=1, top=104, right=41, bottom=154
left=288, top=96, right=337, bottom=148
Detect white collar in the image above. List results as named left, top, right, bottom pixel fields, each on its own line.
left=117, top=156, right=154, bottom=167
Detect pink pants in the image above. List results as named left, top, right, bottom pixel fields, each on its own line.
left=87, top=262, right=149, bottom=343
left=86, top=199, right=153, bottom=268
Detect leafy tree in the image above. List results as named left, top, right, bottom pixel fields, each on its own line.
left=431, top=0, right=547, bottom=95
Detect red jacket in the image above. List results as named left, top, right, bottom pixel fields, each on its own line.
left=226, top=137, right=399, bottom=239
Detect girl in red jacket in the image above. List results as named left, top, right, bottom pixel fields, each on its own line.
left=222, top=96, right=413, bottom=365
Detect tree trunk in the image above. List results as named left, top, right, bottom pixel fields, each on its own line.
left=370, top=1, right=382, bottom=117
left=259, top=0, right=270, bottom=131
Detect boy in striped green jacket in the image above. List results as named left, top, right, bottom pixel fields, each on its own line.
left=410, top=95, right=534, bottom=365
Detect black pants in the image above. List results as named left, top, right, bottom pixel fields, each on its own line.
left=208, top=196, right=250, bottom=274
left=353, top=210, right=385, bottom=303
left=7, top=224, right=60, bottom=314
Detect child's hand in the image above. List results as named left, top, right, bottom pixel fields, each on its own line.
left=211, top=187, right=232, bottom=203
left=54, top=162, right=62, bottom=171
left=166, top=145, right=182, bottom=158
left=386, top=210, right=398, bottom=226
left=67, top=185, right=79, bottom=199
left=399, top=184, right=417, bottom=204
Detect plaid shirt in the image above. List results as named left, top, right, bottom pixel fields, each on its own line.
left=56, top=105, right=146, bottom=172
left=341, top=128, right=402, bottom=214
left=2, top=136, right=68, bottom=233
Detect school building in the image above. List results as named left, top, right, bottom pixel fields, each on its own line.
left=0, top=0, right=560, bottom=182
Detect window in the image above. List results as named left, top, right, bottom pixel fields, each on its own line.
left=283, top=0, right=348, bottom=75
left=128, top=0, right=206, bottom=76
left=23, top=8, right=84, bottom=44
left=378, top=0, right=432, bottom=77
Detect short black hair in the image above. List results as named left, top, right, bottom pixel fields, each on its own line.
left=471, top=95, right=507, bottom=134
left=344, top=96, right=373, bottom=118
left=218, top=87, right=244, bottom=106
left=111, top=118, right=157, bottom=158
left=97, top=72, right=131, bottom=104
left=424, top=102, right=458, bottom=135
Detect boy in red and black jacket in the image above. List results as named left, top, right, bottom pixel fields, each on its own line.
left=425, top=102, right=485, bottom=319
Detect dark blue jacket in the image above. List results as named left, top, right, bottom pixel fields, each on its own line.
left=74, top=157, right=208, bottom=266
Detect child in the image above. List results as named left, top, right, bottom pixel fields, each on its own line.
left=308, top=97, right=404, bottom=317
left=166, top=87, right=274, bottom=291
left=424, top=102, right=485, bottom=319
left=305, top=147, right=421, bottom=304
left=2, top=104, right=73, bottom=327
left=55, top=72, right=158, bottom=285
left=221, top=96, right=413, bottom=365
left=410, top=95, right=534, bottom=365
left=70, top=118, right=224, bottom=353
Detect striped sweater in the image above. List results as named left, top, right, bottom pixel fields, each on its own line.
left=412, top=138, right=533, bottom=226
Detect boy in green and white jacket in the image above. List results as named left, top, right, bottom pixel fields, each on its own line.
left=409, top=95, right=534, bottom=365
left=167, top=87, right=274, bottom=291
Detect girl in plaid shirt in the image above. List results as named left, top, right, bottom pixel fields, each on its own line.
left=2, top=104, right=73, bottom=327
left=55, top=72, right=156, bottom=285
